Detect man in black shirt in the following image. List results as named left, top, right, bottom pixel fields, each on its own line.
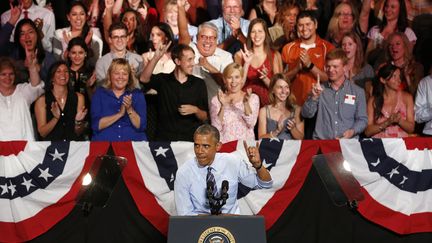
left=140, top=43, right=208, bottom=141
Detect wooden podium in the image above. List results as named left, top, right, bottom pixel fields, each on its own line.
left=168, top=215, right=266, bottom=243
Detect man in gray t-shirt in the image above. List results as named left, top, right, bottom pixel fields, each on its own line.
left=302, top=49, right=367, bottom=139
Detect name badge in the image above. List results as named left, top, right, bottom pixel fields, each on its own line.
left=344, top=94, right=356, bottom=105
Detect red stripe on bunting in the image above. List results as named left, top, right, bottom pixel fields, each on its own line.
left=358, top=187, right=432, bottom=234
left=0, top=141, right=110, bottom=243
left=114, top=142, right=171, bottom=235
left=0, top=141, right=27, bottom=156
left=258, top=140, right=318, bottom=230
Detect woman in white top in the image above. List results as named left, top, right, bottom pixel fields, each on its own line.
left=52, top=1, right=103, bottom=67
left=0, top=56, right=44, bottom=141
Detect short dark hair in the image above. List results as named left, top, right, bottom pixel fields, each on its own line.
left=297, top=10, right=318, bottom=24
left=109, top=22, right=128, bottom=36
left=194, top=124, right=220, bottom=143
left=171, top=44, right=194, bottom=61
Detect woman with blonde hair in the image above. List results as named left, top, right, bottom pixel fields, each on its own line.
left=210, top=62, right=260, bottom=143
left=91, top=58, right=147, bottom=141
left=326, top=2, right=368, bottom=48
left=258, top=73, right=303, bottom=139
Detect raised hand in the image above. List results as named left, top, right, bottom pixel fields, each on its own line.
left=25, top=49, right=40, bottom=71
left=86, top=72, right=97, bottom=88
left=217, top=89, right=231, bottom=106
left=85, top=29, right=93, bottom=45
left=243, top=141, right=261, bottom=168
left=154, top=41, right=172, bottom=60
left=228, top=16, right=240, bottom=34
left=240, top=44, right=253, bottom=64
left=104, top=0, right=114, bottom=10
left=62, top=30, right=71, bottom=44
left=9, top=3, right=21, bottom=25
left=51, top=102, right=61, bottom=119
left=311, top=73, right=323, bottom=100
left=122, top=94, right=133, bottom=111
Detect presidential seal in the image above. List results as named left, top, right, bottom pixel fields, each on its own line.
left=197, top=226, right=235, bottom=243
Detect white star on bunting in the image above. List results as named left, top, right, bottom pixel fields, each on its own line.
left=262, top=159, right=272, bottom=169
left=22, top=177, right=35, bottom=191
left=38, top=168, right=53, bottom=181
left=0, top=184, right=8, bottom=195
left=50, top=149, right=65, bottom=162
left=155, top=146, right=169, bottom=157
left=387, top=166, right=400, bottom=179
left=8, top=182, right=16, bottom=196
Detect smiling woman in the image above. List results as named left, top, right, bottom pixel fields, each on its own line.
left=90, top=59, right=147, bottom=141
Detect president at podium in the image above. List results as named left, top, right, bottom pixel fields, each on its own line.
left=174, top=124, right=273, bottom=215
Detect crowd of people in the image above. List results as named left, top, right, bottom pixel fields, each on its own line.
left=1, top=0, right=432, bottom=142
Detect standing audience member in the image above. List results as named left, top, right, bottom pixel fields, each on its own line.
left=0, top=3, right=21, bottom=55
left=10, top=19, right=56, bottom=84
left=415, top=67, right=432, bottom=136
left=364, top=64, right=414, bottom=137
left=91, top=58, right=147, bottom=141
left=95, top=22, right=143, bottom=85
left=162, top=0, right=197, bottom=41
left=53, top=1, right=103, bottom=66
left=302, top=49, right=368, bottom=139
left=34, top=61, right=87, bottom=141
left=281, top=10, right=334, bottom=106
left=258, top=73, right=304, bottom=140
left=1, top=0, right=55, bottom=52
left=141, top=22, right=175, bottom=74
left=248, top=0, right=278, bottom=27
left=178, top=0, right=233, bottom=104
left=341, top=32, right=375, bottom=99
left=210, top=62, right=260, bottom=143
left=140, top=43, right=208, bottom=142
left=268, top=2, right=300, bottom=51
left=209, top=0, right=250, bottom=54
left=0, top=56, right=44, bottom=141
left=382, top=32, right=424, bottom=96
left=234, top=18, right=282, bottom=107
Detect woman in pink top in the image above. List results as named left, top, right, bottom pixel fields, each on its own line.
left=210, top=62, right=260, bottom=143
left=365, top=64, right=414, bottom=138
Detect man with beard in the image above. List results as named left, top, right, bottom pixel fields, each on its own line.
left=281, top=10, right=334, bottom=106
left=209, top=0, right=249, bottom=54
left=302, top=49, right=367, bottom=140
left=177, top=0, right=233, bottom=104
left=140, top=43, right=208, bottom=142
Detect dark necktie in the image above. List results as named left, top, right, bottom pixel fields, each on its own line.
left=206, top=167, right=217, bottom=197
left=23, top=10, right=29, bottom=19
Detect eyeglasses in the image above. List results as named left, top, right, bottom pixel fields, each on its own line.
left=111, top=35, right=127, bottom=40
left=199, top=35, right=217, bottom=42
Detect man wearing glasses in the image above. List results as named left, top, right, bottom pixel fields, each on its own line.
left=177, top=0, right=233, bottom=104
left=95, top=22, right=143, bottom=85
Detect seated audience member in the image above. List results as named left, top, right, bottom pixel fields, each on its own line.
left=302, top=49, right=368, bottom=139
left=281, top=10, right=334, bottom=106
left=103, top=1, right=147, bottom=54
left=209, top=0, right=249, bottom=54
left=34, top=61, right=87, bottom=141
left=142, top=22, right=175, bottom=74
left=326, top=2, right=369, bottom=48
left=140, top=43, right=208, bottom=142
left=415, top=67, right=432, bottom=136
left=95, top=22, right=143, bottom=85
left=174, top=124, right=272, bottom=215
left=162, top=0, right=197, bottom=41
left=341, top=32, right=375, bottom=99
left=248, top=0, right=278, bottom=27
left=234, top=18, right=282, bottom=107
left=1, top=0, right=55, bottom=52
left=177, top=0, right=233, bottom=104
left=0, top=4, right=20, bottom=55
left=52, top=1, right=103, bottom=67
left=0, top=56, right=44, bottom=141
left=258, top=73, right=304, bottom=140
left=381, top=32, right=424, bottom=96
left=91, top=58, right=147, bottom=141
left=365, top=0, right=416, bottom=63
left=364, top=64, right=414, bottom=137
left=210, top=62, right=259, bottom=143
left=268, top=1, right=300, bottom=51
left=9, top=19, right=56, bottom=84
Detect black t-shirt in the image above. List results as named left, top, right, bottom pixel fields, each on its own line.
left=146, top=72, right=209, bottom=141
